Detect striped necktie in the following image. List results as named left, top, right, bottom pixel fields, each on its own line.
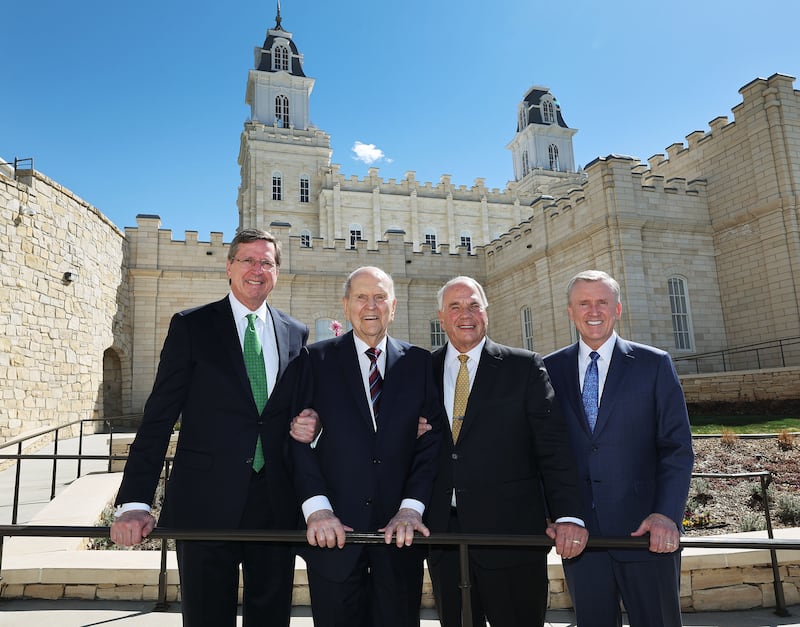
left=365, top=347, right=382, bottom=423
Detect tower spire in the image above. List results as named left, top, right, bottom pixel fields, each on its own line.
left=274, top=1, right=283, bottom=31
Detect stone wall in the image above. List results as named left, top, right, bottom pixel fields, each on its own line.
left=680, top=367, right=800, bottom=405
left=0, top=168, right=130, bottom=440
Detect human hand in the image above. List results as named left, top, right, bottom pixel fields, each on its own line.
left=416, top=416, right=431, bottom=439
left=631, top=512, right=680, bottom=553
left=290, top=408, right=321, bottom=444
left=546, top=521, right=588, bottom=559
left=109, top=510, right=156, bottom=547
left=306, top=509, right=351, bottom=549
left=379, top=507, right=428, bottom=547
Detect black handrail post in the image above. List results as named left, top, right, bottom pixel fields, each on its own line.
left=458, top=541, right=473, bottom=627
left=107, top=426, right=114, bottom=473
left=154, top=537, right=170, bottom=611
left=50, top=429, right=60, bottom=501
left=77, top=421, right=85, bottom=477
left=12, top=442, right=23, bottom=525
left=760, top=474, right=788, bottom=617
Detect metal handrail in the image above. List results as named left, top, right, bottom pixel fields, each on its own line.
left=673, top=336, right=800, bottom=373
left=1, top=526, right=798, bottom=623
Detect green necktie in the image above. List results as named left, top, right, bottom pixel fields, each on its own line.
left=244, top=313, right=268, bottom=472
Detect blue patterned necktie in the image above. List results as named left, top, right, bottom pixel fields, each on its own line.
left=244, top=314, right=268, bottom=472
left=365, top=347, right=382, bottom=424
left=582, top=351, right=600, bottom=432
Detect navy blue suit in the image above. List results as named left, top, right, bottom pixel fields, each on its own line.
left=116, top=297, right=308, bottom=627
left=289, top=331, right=442, bottom=627
left=544, top=337, right=694, bottom=627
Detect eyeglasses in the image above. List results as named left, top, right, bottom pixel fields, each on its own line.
left=233, top=257, right=277, bottom=270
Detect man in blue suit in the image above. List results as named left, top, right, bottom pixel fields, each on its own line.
left=544, top=270, right=694, bottom=627
left=289, top=266, right=442, bottom=627
left=111, top=228, right=315, bottom=627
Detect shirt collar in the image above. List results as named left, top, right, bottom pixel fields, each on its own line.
left=579, top=331, right=617, bottom=363
left=445, top=337, right=486, bottom=364
left=352, top=333, right=388, bottom=357
left=228, top=292, right=268, bottom=322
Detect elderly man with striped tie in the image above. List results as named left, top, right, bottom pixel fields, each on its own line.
left=289, top=266, right=443, bottom=627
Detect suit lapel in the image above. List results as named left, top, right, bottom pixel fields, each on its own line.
left=594, top=338, right=634, bottom=435
left=338, top=332, right=376, bottom=431
left=457, top=339, right=502, bottom=442
left=268, top=304, right=291, bottom=380
left=560, top=343, right=586, bottom=430
left=212, top=298, right=255, bottom=404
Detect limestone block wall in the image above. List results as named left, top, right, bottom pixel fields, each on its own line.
left=482, top=156, right=727, bottom=357
left=643, top=73, right=800, bottom=348
left=0, top=168, right=130, bottom=440
left=680, top=367, right=800, bottom=404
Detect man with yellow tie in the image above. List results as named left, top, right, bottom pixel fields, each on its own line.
left=424, top=276, right=587, bottom=627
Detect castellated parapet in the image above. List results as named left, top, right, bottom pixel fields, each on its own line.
left=481, top=155, right=724, bottom=356
left=123, top=216, right=483, bottom=409
left=630, top=73, right=800, bottom=347
left=0, top=166, right=130, bottom=440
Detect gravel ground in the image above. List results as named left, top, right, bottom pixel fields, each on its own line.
left=686, top=434, right=800, bottom=535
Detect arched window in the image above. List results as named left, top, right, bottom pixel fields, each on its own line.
left=518, top=106, right=528, bottom=129
left=459, top=231, right=472, bottom=254
left=299, top=175, right=310, bottom=203
left=349, top=223, right=363, bottom=248
left=273, top=45, right=290, bottom=71
left=521, top=306, right=534, bottom=351
left=548, top=144, right=560, bottom=171
left=300, top=229, right=311, bottom=248
left=668, top=277, right=694, bottom=350
left=272, top=172, right=282, bottom=201
left=542, top=99, right=555, bottom=124
left=275, top=95, right=289, bottom=127
left=522, top=150, right=530, bottom=177
left=424, top=229, right=437, bottom=252
left=430, top=319, right=446, bottom=349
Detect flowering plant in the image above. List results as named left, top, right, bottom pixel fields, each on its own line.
left=329, top=320, right=343, bottom=337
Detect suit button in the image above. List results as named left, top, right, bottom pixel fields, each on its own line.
left=257, top=420, right=264, bottom=425
left=373, top=458, right=381, bottom=464
left=245, top=457, right=254, bottom=464
left=365, top=498, right=372, bottom=505
left=451, top=453, right=458, bottom=460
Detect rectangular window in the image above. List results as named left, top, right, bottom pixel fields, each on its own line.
left=272, top=176, right=282, bottom=201
left=424, top=233, right=437, bottom=252
left=460, top=235, right=472, bottom=253
left=430, top=319, right=446, bottom=349
left=300, top=233, right=311, bottom=248
left=300, top=177, right=310, bottom=203
left=349, top=229, right=363, bottom=248
left=668, top=277, right=692, bottom=350
left=521, top=306, right=534, bottom=351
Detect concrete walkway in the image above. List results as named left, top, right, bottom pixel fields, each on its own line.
left=1, top=433, right=799, bottom=626
left=0, top=599, right=797, bottom=626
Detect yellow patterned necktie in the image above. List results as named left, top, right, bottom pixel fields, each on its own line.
left=451, top=354, right=470, bottom=443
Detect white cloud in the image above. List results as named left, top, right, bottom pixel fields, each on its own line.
left=351, top=141, right=387, bottom=165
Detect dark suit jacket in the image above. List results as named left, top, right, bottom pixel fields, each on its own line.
left=116, top=296, right=308, bottom=530
left=544, top=337, right=694, bottom=561
left=289, top=331, right=443, bottom=581
left=426, top=338, right=583, bottom=569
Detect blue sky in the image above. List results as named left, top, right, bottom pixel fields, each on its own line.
left=2, top=1, right=799, bottom=240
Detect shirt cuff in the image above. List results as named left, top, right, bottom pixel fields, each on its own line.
left=400, top=498, right=425, bottom=516
left=114, top=502, right=152, bottom=518
left=554, top=516, right=585, bottom=527
left=302, top=495, right=333, bottom=522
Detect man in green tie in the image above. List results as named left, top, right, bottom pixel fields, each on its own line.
left=111, top=228, right=317, bottom=627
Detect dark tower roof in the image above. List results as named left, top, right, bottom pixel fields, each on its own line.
left=255, top=2, right=306, bottom=77
left=518, top=87, right=569, bottom=131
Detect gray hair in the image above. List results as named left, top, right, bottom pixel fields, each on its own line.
left=436, top=276, right=489, bottom=310
left=566, top=270, right=620, bottom=302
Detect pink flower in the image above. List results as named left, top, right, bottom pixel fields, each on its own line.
left=329, top=320, right=343, bottom=337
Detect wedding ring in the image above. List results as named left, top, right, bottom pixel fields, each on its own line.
left=665, top=541, right=675, bottom=546
left=572, top=539, right=582, bottom=545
